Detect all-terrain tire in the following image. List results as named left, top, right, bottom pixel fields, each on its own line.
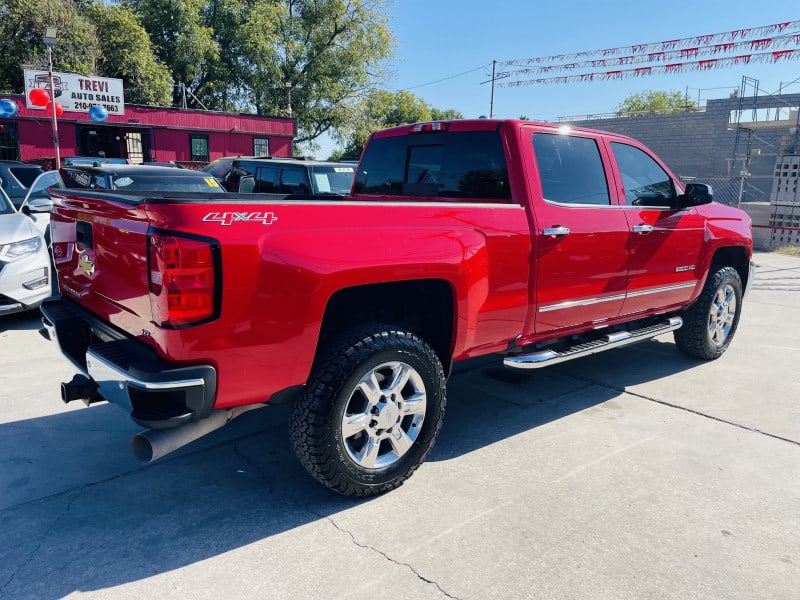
left=674, top=266, right=743, bottom=360
left=289, top=325, right=447, bottom=497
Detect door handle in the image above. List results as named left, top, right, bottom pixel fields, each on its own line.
left=543, top=226, right=570, bottom=237
left=632, top=224, right=654, bottom=234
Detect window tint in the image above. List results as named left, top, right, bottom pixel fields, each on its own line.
left=10, top=167, right=43, bottom=187
left=533, top=133, right=610, bottom=205
left=205, top=158, right=234, bottom=178
left=279, top=168, right=311, bottom=194
left=254, top=167, right=277, bottom=192
left=610, top=142, right=675, bottom=206
left=354, top=131, right=510, bottom=201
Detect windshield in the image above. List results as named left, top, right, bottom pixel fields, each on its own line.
left=310, top=165, right=355, bottom=195
left=9, top=166, right=44, bottom=187
left=112, top=174, right=225, bottom=193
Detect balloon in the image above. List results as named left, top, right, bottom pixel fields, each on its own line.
left=0, top=99, right=18, bottom=118
left=29, top=87, right=50, bottom=107
left=89, top=105, right=109, bottom=122
left=45, top=101, right=64, bottom=117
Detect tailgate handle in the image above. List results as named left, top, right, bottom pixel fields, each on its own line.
left=76, top=221, right=93, bottom=249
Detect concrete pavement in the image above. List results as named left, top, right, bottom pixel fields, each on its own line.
left=1, top=251, right=798, bottom=599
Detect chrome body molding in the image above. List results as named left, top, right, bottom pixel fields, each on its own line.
left=538, top=282, right=696, bottom=313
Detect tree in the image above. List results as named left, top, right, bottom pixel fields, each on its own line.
left=85, top=4, right=172, bottom=106
left=0, top=0, right=97, bottom=93
left=331, top=90, right=464, bottom=160
left=616, top=90, right=696, bottom=116
left=243, top=0, right=393, bottom=145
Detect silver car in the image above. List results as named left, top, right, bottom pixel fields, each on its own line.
left=0, top=185, right=51, bottom=316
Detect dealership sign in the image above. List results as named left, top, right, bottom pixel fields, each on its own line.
left=24, top=69, right=125, bottom=115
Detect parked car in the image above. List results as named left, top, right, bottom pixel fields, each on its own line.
left=60, top=164, right=226, bottom=194
left=62, top=157, right=129, bottom=167
left=202, top=157, right=355, bottom=196
left=18, top=171, right=66, bottom=246
left=0, top=160, right=45, bottom=209
left=0, top=185, right=51, bottom=316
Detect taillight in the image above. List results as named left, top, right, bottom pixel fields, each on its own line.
left=148, top=231, right=219, bottom=327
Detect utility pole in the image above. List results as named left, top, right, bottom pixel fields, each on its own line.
left=490, top=60, right=496, bottom=118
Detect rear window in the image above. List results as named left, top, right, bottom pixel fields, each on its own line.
left=354, top=131, right=510, bottom=201
left=112, top=175, right=225, bottom=193
left=9, top=166, right=43, bottom=187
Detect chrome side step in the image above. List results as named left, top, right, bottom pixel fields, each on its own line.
left=504, top=317, right=683, bottom=370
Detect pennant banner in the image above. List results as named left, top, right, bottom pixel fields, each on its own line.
left=498, top=49, right=800, bottom=87
left=498, top=20, right=800, bottom=66
left=500, top=33, right=800, bottom=77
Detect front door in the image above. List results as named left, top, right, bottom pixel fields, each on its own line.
left=526, top=128, right=630, bottom=336
left=606, top=140, right=705, bottom=317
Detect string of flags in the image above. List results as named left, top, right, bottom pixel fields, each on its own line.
left=497, top=20, right=800, bottom=87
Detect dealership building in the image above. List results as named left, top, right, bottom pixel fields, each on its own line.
left=0, top=71, right=295, bottom=167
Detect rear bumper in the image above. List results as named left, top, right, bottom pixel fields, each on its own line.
left=41, top=297, right=217, bottom=429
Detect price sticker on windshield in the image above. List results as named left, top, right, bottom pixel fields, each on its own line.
left=204, top=177, right=221, bottom=188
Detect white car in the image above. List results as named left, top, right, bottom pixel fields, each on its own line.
left=0, top=185, right=51, bottom=316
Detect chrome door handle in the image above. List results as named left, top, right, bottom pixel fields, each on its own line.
left=543, top=226, right=570, bottom=237
left=632, top=224, right=654, bottom=234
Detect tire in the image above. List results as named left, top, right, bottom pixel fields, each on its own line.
left=289, top=325, right=447, bottom=497
left=674, top=266, right=743, bottom=360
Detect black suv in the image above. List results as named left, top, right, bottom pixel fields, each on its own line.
left=202, top=157, right=355, bottom=196
left=0, top=161, right=45, bottom=208
left=60, top=164, right=226, bottom=194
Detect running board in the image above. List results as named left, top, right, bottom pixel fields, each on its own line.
left=504, top=317, right=683, bottom=370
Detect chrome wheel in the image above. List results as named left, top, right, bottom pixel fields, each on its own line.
left=341, top=361, right=427, bottom=470
left=708, top=283, right=737, bottom=346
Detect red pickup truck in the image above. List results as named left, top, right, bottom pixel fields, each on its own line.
left=41, top=119, right=754, bottom=496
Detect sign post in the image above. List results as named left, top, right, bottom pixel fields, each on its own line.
left=43, top=27, right=60, bottom=169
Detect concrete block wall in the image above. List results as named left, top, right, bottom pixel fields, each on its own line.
left=565, top=93, right=800, bottom=205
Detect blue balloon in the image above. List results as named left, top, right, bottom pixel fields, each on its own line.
left=89, top=105, right=108, bottom=122
left=0, top=99, right=18, bottom=118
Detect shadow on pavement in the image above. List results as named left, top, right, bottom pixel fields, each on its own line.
left=0, top=337, right=702, bottom=598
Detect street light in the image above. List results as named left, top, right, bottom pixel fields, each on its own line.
left=285, top=81, right=292, bottom=118
left=43, top=27, right=60, bottom=169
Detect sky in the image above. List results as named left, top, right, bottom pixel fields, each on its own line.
left=315, top=0, right=800, bottom=157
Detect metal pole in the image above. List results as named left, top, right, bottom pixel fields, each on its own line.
left=46, top=44, right=60, bottom=169
left=490, top=60, right=496, bottom=118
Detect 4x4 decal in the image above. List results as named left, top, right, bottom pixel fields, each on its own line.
left=202, top=211, right=278, bottom=226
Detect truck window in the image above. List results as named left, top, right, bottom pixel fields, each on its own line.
left=532, top=133, right=610, bottom=205
left=279, top=168, right=311, bottom=194
left=355, top=131, right=510, bottom=202
left=610, top=142, right=676, bottom=207
left=255, top=166, right=277, bottom=192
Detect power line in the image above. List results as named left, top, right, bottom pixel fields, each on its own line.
left=396, top=64, right=490, bottom=92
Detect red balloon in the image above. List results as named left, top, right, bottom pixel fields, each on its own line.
left=45, top=101, right=64, bottom=117
left=29, top=87, right=50, bottom=107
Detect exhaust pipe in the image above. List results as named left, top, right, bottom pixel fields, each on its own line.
left=131, top=403, right=264, bottom=463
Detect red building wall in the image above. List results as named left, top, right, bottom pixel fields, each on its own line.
left=1, top=94, right=295, bottom=165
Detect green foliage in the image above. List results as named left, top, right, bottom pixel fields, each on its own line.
left=333, top=90, right=464, bottom=160
left=0, top=0, right=97, bottom=93
left=85, top=4, right=172, bottom=105
left=616, top=90, right=697, bottom=115
left=243, top=0, right=394, bottom=144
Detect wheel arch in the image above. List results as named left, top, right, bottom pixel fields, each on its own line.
left=317, top=279, right=456, bottom=376
left=710, top=245, right=750, bottom=290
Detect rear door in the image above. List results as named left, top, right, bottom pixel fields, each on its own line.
left=524, top=127, right=629, bottom=336
left=606, top=139, right=705, bottom=316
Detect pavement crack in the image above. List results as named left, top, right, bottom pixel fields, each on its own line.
left=325, top=517, right=462, bottom=600
left=564, top=373, right=800, bottom=448
left=1, top=490, right=82, bottom=594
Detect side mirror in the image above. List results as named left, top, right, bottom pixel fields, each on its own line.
left=27, top=197, right=55, bottom=213
left=676, top=183, right=713, bottom=208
